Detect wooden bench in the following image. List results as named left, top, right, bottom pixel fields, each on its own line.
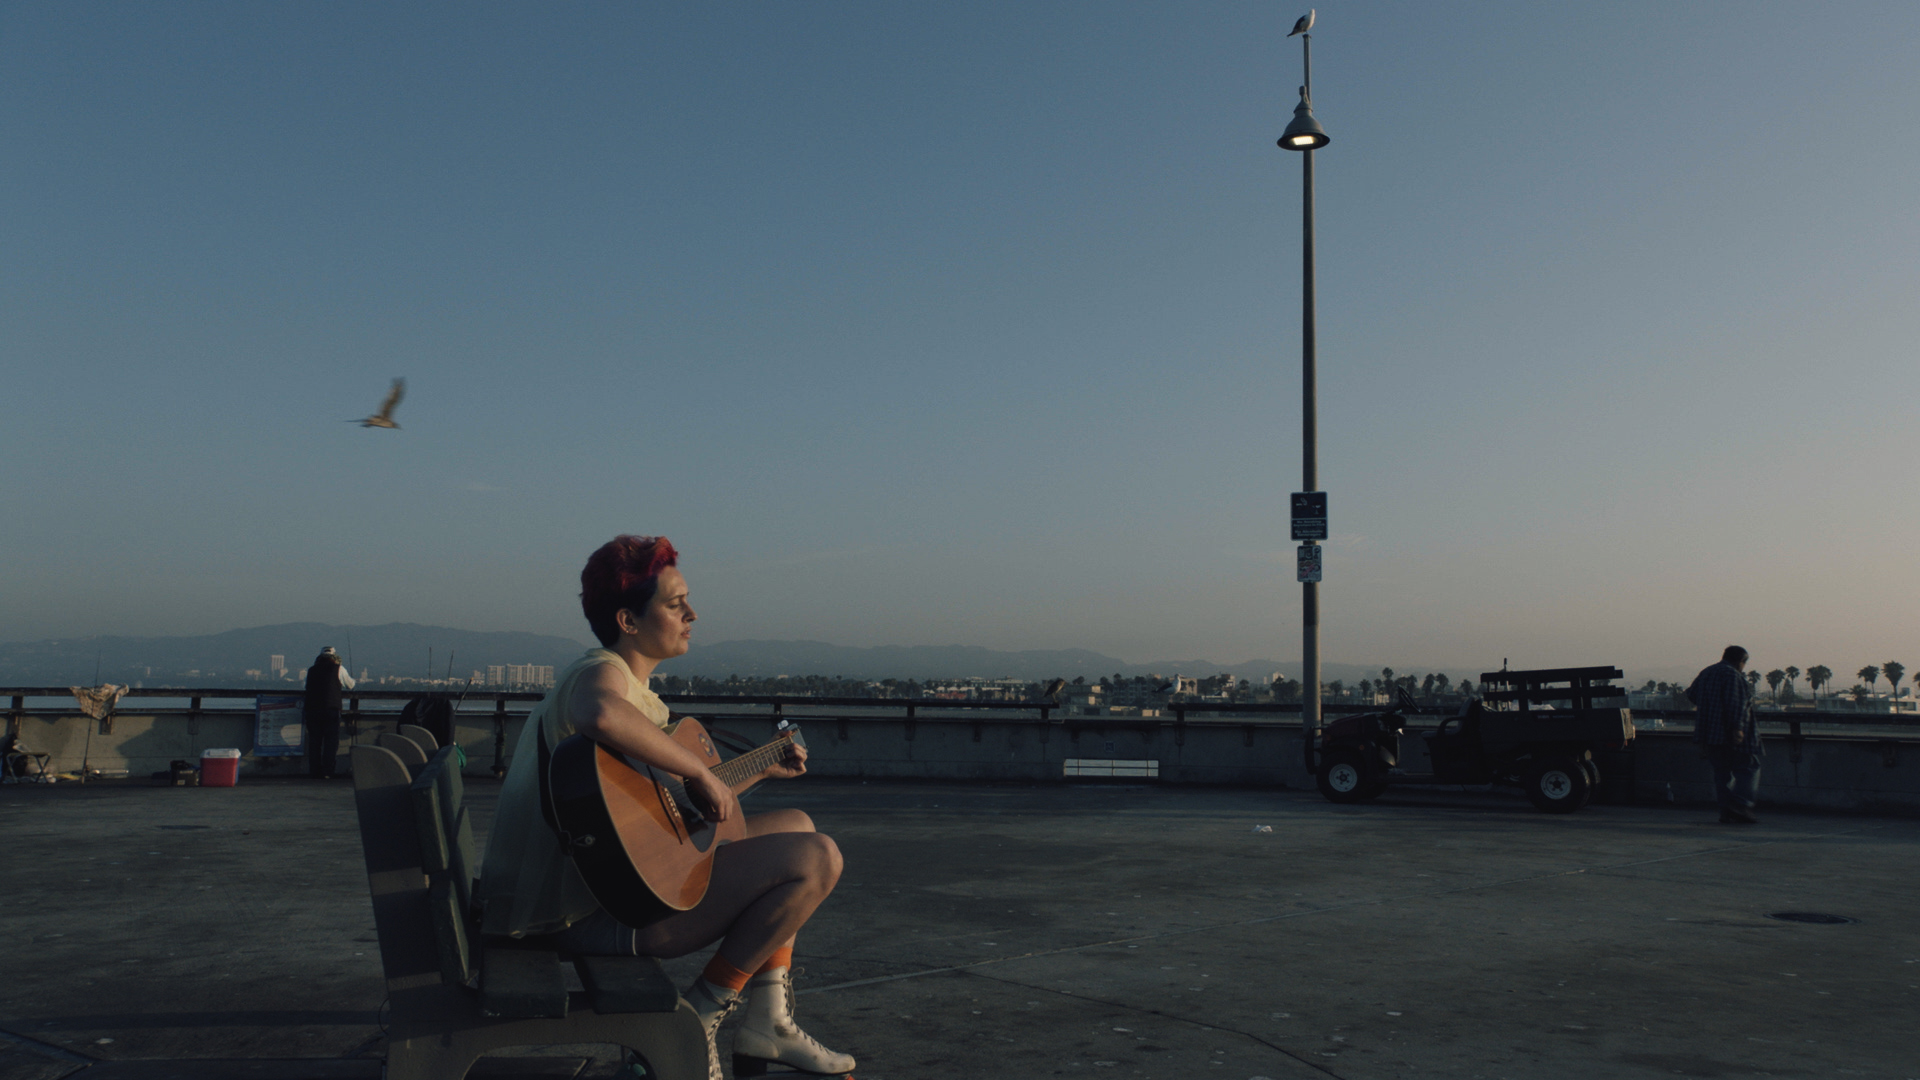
left=350, top=743, right=707, bottom=1080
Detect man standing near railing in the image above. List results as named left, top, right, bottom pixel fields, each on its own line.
left=304, top=646, right=356, bottom=779
left=1687, top=645, right=1760, bottom=824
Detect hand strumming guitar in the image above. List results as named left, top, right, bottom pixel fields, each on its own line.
left=685, top=767, right=742, bottom=823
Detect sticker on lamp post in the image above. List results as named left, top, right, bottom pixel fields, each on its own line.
left=1297, top=543, right=1322, bottom=583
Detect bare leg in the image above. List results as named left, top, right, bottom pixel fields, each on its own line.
left=744, top=808, right=815, bottom=837
left=629, top=827, right=841, bottom=971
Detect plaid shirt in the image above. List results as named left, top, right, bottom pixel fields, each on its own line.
left=1686, top=662, right=1754, bottom=747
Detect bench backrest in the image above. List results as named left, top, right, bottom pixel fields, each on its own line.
left=410, top=745, right=480, bottom=985
left=376, top=731, right=430, bottom=774
left=399, top=722, right=440, bottom=750
left=351, top=743, right=454, bottom=994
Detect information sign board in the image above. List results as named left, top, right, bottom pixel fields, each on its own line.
left=254, top=695, right=305, bottom=756
left=1297, top=543, right=1323, bottom=583
left=1290, top=491, right=1328, bottom=540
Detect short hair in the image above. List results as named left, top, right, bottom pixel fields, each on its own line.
left=580, top=535, right=680, bottom=648
left=1722, top=645, right=1749, bottom=664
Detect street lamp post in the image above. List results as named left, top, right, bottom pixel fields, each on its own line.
left=1279, top=20, right=1329, bottom=774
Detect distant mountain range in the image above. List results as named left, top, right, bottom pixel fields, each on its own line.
left=0, top=623, right=1410, bottom=687
left=673, top=639, right=1393, bottom=684
left=0, top=623, right=589, bottom=686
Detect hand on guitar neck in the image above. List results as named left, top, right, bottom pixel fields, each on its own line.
left=682, top=738, right=808, bottom=822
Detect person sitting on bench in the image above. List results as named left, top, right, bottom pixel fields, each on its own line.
left=479, top=535, right=854, bottom=1080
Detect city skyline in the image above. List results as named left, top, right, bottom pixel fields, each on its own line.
left=6, top=3, right=1917, bottom=673
left=2, top=617, right=1913, bottom=697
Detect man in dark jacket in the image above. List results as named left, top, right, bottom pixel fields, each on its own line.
left=1687, top=645, right=1760, bottom=824
left=304, top=646, right=356, bottom=779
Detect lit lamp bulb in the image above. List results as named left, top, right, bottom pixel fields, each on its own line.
left=1278, top=93, right=1329, bottom=151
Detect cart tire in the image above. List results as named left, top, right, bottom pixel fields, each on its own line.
left=1317, top=751, right=1373, bottom=804
left=1525, top=755, right=1592, bottom=813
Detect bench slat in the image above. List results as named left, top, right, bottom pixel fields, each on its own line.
left=429, top=876, right=474, bottom=986
left=410, top=772, right=451, bottom=874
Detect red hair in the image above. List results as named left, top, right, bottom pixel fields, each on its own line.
left=580, top=535, right=680, bottom=647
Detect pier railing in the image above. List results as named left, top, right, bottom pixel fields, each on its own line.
left=7, top=687, right=1920, bottom=813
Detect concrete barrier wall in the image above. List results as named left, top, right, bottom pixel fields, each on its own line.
left=10, top=710, right=1919, bottom=816
left=4, top=711, right=512, bottom=780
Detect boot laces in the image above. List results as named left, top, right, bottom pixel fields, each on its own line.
left=774, top=968, right=798, bottom=1029
left=698, top=992, right=739, bottom=1080
left=766, top=969, right=834, bottom=1055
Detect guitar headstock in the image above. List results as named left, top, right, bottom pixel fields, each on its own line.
left=776, top=718, right=807, bottom=750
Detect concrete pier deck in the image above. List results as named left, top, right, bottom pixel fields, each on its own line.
left=2, top=777, right=1916, bottom=1080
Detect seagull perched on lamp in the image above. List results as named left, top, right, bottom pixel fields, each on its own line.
left=1289, top=9, right=1314, bottom=36
left=351, top=378, right=406, bottom=429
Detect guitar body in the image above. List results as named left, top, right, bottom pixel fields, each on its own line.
left=547, top=716, right=796, bottom=930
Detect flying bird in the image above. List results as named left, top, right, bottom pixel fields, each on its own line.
left=352, top=378, right=406, bottom=429
left=1289, top=9, right=1315, bottom=36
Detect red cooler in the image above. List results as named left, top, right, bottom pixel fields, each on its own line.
left=201, top=748, right=241, bottom=787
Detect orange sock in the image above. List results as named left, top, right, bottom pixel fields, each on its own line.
left=700, top=953, right=754, bottom=993
left=756, top=946, right=794, bottom=975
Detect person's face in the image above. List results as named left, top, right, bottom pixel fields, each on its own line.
left=620, top=567, right=695, bottom=660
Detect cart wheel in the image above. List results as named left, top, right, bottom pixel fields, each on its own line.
left=1317, top=750, right=1374, bottom=804
left=1525, top=754, right=1592, bottom=813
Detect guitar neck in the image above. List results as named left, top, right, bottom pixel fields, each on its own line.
left=709, top=735, right=794, bottom=792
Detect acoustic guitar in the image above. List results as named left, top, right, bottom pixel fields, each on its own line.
left=545, top=716, right=806, bottom=929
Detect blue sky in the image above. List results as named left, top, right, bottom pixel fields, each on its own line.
left=5, top=1, right=1917, bottom=681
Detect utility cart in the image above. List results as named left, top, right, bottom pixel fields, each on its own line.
left=1316, top=665, right=1637, bottom=812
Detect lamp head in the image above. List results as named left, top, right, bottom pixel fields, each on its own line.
left=1278, top=89, right=1329, bottom=151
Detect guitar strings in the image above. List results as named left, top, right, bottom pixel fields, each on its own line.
left=711, top=735, right=792, bottom=786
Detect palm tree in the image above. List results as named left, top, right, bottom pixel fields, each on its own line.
left=1765, top=669, right=1785, bottom=703
left=1784, top=666, right=1800, bottom=696
left=1808, top=665, right=1832, bottom=700
left=1858, top=665, right=1880, bottom=698
left=1746, top=670, right=1761, bottom=697
left=1884, top=662, right=1907, bottom=707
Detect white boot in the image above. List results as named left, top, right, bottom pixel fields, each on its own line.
left=682, top=979, right=741, bottom=1080
left=731, top=966, right=857, bottom=1077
